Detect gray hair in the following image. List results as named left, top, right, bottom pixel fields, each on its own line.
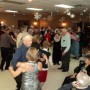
left=77, top=72, right=90, bottom=87
left=61, top=28, right=67, bottom=32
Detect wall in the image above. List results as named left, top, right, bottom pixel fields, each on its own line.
left=0, top=13, right=90, bottom=29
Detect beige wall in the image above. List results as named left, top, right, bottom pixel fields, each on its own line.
left=0, top=13, right=90, bottom=29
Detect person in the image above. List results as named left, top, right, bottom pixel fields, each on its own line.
left=16, top=25, right=29, bottom=48
left=58, top=72, right=90, bottom=90
left=52, top=33, right=61, bottom=65
left=76, top=26, right=84, bottom=57
left=38, top=41, right=51, bottom=86
left=0, top=27, right=15, bottom=71
left=58, top=28, right=71, bottom=72
left=61, top=54, right=90, bottom=86
left=28, top=25, right=34, bottom=35
left=9, top=47, right=42, bottom=90
left=44, top=30, right=51, bottom=43
left=10, top=34, right=33, bottom=90
left=31, top=35, right=41, bottom=50
left=70, top=32, right=80, bottom=59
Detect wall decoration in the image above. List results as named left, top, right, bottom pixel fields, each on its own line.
left=59, top=17, right=65, bottom=22
left=34, top=13, right=42, bottom=20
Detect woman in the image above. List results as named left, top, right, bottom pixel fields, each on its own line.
left=52, top=33, right=61, bottom=65
left=71, top=32, right=80, bottom=59
left=9, top=47, right=42, bottom=90
left=59, top=72, right=90, bottom=90
left=61, top=54, right=90, bottom=85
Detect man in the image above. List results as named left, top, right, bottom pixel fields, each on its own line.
left=11, top=34, right=33, bottom=90
left=58, top=28, right=71, bottom=72
left=0, top=27, right=14, bottom=71
left=16, top=25, right=29, bottom=48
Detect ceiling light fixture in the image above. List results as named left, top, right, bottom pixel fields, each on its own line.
left=54, top=4, right=74, bottom=8
left=70, top=14, right=75, bottom=18
left=26, top=8, right=43, bottom=11
left=28, top=0, right=32, bottom=1
left=5, top=10, right=18, bottom=13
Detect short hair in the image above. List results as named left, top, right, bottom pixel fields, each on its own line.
left=20, top=25, right=28, bottom=32
left=33, top=35, right=41, bottom=42
left=43, top=41, right=50, bottom=49
left=77, top=72, right=90, bottom=87
left=85, top=54, right=90, bottom=61
left=61, top=28, right=67, bottom=32
left=22, top=34, right=33, bottom=42
left=26, top=47, right=39, bottom=61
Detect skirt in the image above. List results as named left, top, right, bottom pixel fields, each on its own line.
left=38, top=70, right=47, bottom=82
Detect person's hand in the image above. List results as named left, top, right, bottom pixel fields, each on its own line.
left=9, top=66, right=13, bottom=69
left=25, top=63, right=33, bottom=71
left=39, top=58, right=45, bottom=61
left=82, top=70, right=87, bottom=74
left=42, top=53, right=48, bottom=60
left=62, top=52, right=65, bottom=56
left=72, top=81, right=79, bottom=88
left=70, top=74, right=76, bottom=78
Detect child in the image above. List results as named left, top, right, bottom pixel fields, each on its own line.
left=9, top=47, right=42, bottom=90
left=38, top=41, right=51, bottom=86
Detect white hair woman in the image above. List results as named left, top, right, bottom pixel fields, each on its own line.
left=72, top=72, right=90, bottom=89
left=58, top=72, right=90, bottom=90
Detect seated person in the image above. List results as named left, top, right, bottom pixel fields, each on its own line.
left=58, top=71, right=90, bottom=90
left=61, top=54, right=90, bottom=86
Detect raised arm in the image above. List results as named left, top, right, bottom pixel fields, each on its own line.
left=9, top=66, right=22, bottom=78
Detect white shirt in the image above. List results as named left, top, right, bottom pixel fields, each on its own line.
left=61, top=33, right=71, bottom=53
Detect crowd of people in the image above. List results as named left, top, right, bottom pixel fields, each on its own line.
left=0, top=25, right=90, bottom=90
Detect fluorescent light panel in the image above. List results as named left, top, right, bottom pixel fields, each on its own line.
left=55, top=4, right=74, bottom=8
left=5, top=10, right=18, bottom=13
left=26, top=8, right=43, bottom=11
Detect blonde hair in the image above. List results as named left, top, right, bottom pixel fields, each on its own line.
left=43, top=41, right=50, bottom=49
left=26, top=47, right=39, bottom=61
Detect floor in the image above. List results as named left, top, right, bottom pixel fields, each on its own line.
left=0, top=48, right=81, bottom=90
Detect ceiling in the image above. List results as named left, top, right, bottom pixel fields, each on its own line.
left=0, top=0, right=90, bottom=15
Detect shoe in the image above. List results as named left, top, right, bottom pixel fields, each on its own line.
left=57, top=63, right=60, bottom=65
left=0, top=67, right=3, bottom=71
left=58, top=67, right=63, bottom=70
left=53, top=63, right=56, bottom=65
left=0, top=68, right=3, bottom=71
left=62, top=69, right=68, bottom=72
left=73, top=57, right=79, bottom=59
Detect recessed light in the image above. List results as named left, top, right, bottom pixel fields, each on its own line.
left=26, top=8, right=43, bottom=11
left=5, top=10, right=18, bottom=13
left=54, top=4, right=74, bottom=8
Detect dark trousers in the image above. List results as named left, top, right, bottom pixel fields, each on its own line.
left=14, top=74, right=22, bottom=90
left=0, top=47, right=13, bottom=70
left=61, top=47, right=70, bottom=71
left=62, top=75, right=76, bottom=85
